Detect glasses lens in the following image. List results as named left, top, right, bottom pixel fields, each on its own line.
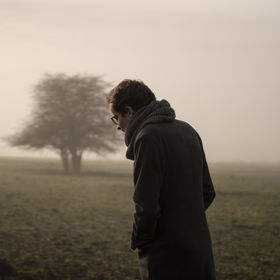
left=111, top=116, right=118, bottom=125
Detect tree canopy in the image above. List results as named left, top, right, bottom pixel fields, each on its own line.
left=7, top=73, right=122, bottom=173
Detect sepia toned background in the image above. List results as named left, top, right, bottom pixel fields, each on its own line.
left=1, top=0, right=279, bottom=162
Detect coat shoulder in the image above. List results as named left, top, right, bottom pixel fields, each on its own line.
left=136, top=119, right=199, bottom=142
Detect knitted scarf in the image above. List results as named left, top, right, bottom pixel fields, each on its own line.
left=125, top=99, right=176, bottom=160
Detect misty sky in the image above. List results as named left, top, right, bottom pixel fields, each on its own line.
left=1, top=0, right=279, bottom=162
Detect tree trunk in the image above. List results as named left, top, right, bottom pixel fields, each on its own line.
left=60, top=149, right=70, bottom=173
left=71, top=151, right=82, bottom=174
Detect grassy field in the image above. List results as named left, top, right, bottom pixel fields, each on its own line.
left=0, top=158, right=279, bottom=280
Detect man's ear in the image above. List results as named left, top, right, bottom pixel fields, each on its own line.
left=125, top=106, right=134, bottom=116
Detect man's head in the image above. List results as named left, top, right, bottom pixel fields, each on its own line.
left=107, top=79, right=156, bottom=132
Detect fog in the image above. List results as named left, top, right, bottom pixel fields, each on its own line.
left=1, top=0, right=279, bottom=162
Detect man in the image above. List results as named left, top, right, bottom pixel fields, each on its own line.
left=107, top=79, right=216, bottom=280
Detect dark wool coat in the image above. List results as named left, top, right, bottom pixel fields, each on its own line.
left=129, top=119, right=216, bottom=280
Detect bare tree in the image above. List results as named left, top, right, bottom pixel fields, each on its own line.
left=6, top=73, right=121, bottom=173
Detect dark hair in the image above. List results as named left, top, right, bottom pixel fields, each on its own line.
left=107, top=79, right=156, bottom=116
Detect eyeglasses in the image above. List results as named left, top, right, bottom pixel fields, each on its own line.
left=111, top=115, right=118, bottom=125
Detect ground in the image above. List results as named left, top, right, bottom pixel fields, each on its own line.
left=0, top=158, right=279, bottom=280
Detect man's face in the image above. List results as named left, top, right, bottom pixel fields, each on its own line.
left=109, top=103, right=134, bottom=132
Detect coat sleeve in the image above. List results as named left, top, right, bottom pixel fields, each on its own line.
left=130, top=135, right=163, bottom=250
left=196, top=133, right=216, bottom=211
